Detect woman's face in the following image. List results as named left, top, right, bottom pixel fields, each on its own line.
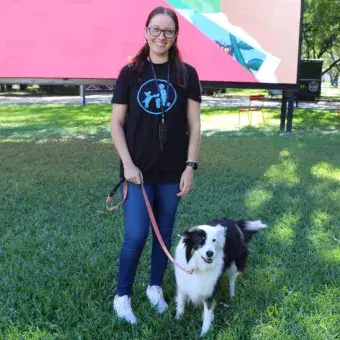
left=145, top=13, right=177, bottom=58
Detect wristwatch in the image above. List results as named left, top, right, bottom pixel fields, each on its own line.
left=186, top=161, right=198, bottom=170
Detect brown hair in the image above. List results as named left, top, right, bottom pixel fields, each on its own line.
left=131, top=6, right=188, bottom=88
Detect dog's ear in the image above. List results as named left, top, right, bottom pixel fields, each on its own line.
left=215, top=225, right=227, bottom=247
left=180, top=228, right=195, bottom=263
left=180, top=227, right=195, bottom=239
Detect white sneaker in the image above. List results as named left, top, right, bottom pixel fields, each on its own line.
left=113, top=295, right=137, bottom=324
left=146, top=285, right=168, bottom=313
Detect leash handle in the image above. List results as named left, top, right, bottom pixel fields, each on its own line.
left=106, top=180, right=128, bottom=211
left=140, top=184, right=193, bottom=275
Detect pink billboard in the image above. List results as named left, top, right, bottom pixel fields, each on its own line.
left=0, top=0, right=302, bottom=86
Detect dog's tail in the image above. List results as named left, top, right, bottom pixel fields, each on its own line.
left=236, top=219, right=267, bottom=244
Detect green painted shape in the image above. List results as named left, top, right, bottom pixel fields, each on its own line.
left=165, top=0, right=191, bottom=10
left=166, top=0, right=220, bottom=12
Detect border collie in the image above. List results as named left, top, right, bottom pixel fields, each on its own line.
left=174, top=218, right=267, bottom=336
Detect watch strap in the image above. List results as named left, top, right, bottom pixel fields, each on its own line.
left=186, top=161, right=198, bottom=170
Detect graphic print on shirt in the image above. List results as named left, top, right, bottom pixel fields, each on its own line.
left=137, top=78, right=177, bottom=115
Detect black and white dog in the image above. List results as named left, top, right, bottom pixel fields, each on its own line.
left=174, top=218, right=267, bottom=336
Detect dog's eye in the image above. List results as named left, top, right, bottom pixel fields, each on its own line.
left=212, top=239, right=216, bottom=242
left=198, top=237, right=205, bottom=244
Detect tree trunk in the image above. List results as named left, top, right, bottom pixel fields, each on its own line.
left=322, top=58, right=340, bottom=75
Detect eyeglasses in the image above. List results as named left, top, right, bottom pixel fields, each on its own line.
left=148, top=26, right=176, bottom=39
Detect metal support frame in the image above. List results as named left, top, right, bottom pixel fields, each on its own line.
left=80, top=85, right=86, bottom=106
left=280, top=90, right=296, bottom=132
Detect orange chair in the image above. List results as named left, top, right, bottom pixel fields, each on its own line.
left=238, top=94, right=265, bottom=126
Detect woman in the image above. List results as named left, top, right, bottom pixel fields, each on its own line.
left=110, top=6, right=201, bottom=324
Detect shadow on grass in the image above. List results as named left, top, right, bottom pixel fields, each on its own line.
left=0, top=107, right=113, bottom=144
left=272, top=108, right=340, bottom=130
left=202, top=127, right=279, bottom=138
left=0, top=104, right=111, bottom=139
left=180, top=134, right=340, bottom=339
left=1, top=133, right=340, bottom=339
left=1, top=104, right=338, bottom=144
left=201, top=107, right=239, bottom=115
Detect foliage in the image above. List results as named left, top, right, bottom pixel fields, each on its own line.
left=302, top=0, right=340, bottom=81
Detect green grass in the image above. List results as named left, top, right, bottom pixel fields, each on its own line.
left=210, top=82, right=340, bottom=100
left=1, top=104, right=340, bottom=339
left=215, top=88, right=270, bottom=97
left=200, top=107, right=339, bottom=134
left=0, top=104, right=339, bottom=142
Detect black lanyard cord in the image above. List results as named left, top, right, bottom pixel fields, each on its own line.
left=149, top=59, right=171, bottom=124
left=149, top=57, right=171, bottom=151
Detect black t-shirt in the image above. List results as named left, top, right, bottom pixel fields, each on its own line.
left=111, top=59, right=201, bottom=184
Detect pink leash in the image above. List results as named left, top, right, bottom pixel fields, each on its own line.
left=106, top=180, right=193, bottom=275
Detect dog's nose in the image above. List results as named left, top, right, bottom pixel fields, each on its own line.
left=206, top=251, right=214, bottom=258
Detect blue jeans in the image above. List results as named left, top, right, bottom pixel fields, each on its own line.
left=116, top=182, right=180, bottom=297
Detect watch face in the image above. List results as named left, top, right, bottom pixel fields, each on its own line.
left=187, top=161, right=198, bottom=170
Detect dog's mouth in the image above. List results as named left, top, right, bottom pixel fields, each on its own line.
left=202, top=257, right=213, bottom=264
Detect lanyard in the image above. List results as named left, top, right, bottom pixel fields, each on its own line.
left=150, top=60, right=171, bottom=124
left=149, top=59, right=171, bottom=150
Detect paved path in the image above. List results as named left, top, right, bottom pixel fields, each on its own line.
left=0, top=94, right=339, bottom=110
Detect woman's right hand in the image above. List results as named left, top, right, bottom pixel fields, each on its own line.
left=123, top=163, right=144, bottom=185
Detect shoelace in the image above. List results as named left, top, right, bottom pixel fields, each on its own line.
left=120, top=297, right=133, bottom=314
left=150, top=287, right=164, bottom=303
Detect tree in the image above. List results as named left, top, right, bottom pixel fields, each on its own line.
left=325, top=51, right=340, bottom=86
left=302, top=0, right=340, bottom=81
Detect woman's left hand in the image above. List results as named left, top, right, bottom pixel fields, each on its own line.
left=177, top=167, right=194, bottom=197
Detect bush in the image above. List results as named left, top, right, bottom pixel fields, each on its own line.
left=39, top=85, right=79, bottom=95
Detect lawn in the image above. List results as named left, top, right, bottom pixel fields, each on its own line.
left=210, top=82, right=340, bottom=100
left=1, top=104, right=340, bottom=340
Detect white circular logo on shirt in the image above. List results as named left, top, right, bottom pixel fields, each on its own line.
left=137, top=79, right=177, bottom=115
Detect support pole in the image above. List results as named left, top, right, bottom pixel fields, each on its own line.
left=80, top=85, right=86, bottom=106
left=280, top=89, right=296, bottom=133
left=286, top=90, right=295, bottom=132
left=280, top=90, right=288, bottom=131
